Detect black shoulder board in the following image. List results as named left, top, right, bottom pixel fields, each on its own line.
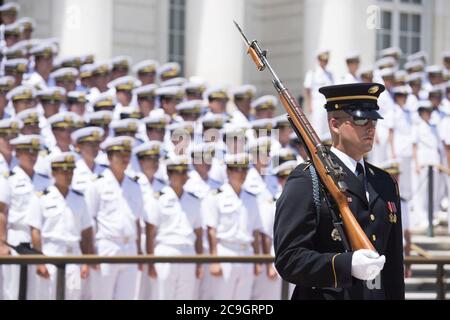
left=100, top=164, right=109, bottom=168
left=133, top=176, right=140, bottom=182
left=38, top=173, right=50, bottom=179
left=155, top=177, right=165, bottom=184
left=187, top=191, right=199, bottom=199
left=42, top=188, right=50, bottom=195
left=9, top=170, right=15, bottom=176
left=97, top=174, right=104, bottom=179
left=244, top=189, right=257, bottom=196
left=71, top=189, right=84, bottom=197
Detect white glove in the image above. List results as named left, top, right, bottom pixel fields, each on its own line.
left=351, top=249, right=385, bottom=281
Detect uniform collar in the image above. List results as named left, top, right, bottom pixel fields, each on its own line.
left=330, top=146, right=365, bottom=176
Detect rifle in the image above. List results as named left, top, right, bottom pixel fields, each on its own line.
left=234, top=21, right=375, bottom=252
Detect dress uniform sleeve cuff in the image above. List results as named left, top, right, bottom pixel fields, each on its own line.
left=332, top=252, right=353, bottom=288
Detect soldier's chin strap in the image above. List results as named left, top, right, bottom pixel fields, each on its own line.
left=308, top=164, right=351, bottom=252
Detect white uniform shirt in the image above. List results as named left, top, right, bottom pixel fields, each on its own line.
left=204, top=183, right=262, bottom=245
left=413, top=119, right=441, bottom=166
left=184, top=170, right=222, bottom=199
left=25, top=186, right=92, bottom=244
left=339, top=72, right=361, bottom=84
left=23, top=71, right=47, bottom=90
left=0, top=166, right=51, bottom=228
left=84, top=168, right=144, bottom=241
left=0, top=153, right=16, bottom=177
left=386, top=104, right=418, bottom=157
left=145, top=185, right=202, bottom=247
left=71, top=158, right=106, bottom=194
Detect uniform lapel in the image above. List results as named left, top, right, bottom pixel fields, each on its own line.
left=365, top=162, right=381, bottom=209
left=329, top=151, right=368, bottom=206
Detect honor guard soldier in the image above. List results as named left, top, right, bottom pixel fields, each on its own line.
left=71, top=127, right=106, bottom=194
left=0, top=118, right=20, bottom=176
left=230, top=84, right=256, bottom=125
left=145, top=155, right=204, bottom=300
left=0, top=135, right=51, bottom=300
left=203, top=153, right=263, bottom=300
left=0, top=2, right=20, bottom=25
left=157, top=62, right=181, bottom=82
left=4, top=58, right=28, bottom=87
left=0, top=76, right=15, bottom=119
left=84, top=136, right=145, bottom=299
left=183, top=79, right=206, bottom=101
left=36, top=87, right=66, bottom=120
left=132, top=59, right=159, bottom=85
left=251, top=95, right=277, bottom=120
left=133, top=84, right=158, bottom=117
left=15, top=108, right=40, bottom=135
left=155, top=86, right=184, bottom=119
left=26, top=42, right=58, bottom=89
left=25, top=152, right=94, bottom=300
left=274, top=83, right=405, bottom=300
left=110, top=55, right=132, bottom=80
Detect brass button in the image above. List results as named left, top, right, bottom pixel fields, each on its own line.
left=372, top=235, right=377, bottom=241
left=370, top=214, right=375, bottom=222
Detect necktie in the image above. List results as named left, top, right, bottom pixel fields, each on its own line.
left=355, top=162, right=365, bottom=186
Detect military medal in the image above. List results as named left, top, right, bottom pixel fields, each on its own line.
left=387, top=201, right=397, bottom=224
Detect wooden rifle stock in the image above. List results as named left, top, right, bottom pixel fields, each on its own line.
left=233, top=21, right=375, bottom=251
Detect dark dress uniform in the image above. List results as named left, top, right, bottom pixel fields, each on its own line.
left=273, top=83, right=405, bottom=300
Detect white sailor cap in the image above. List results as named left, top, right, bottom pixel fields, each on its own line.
left=107, top=75, right=141, bottom=91
left=48, top=111, right=81, bottom=128
left=251, top=118, right=274, bottom=131
left=428, top=84, right=445, bottom=96
left=91, top=92, right=117, bottom=110
left=160, top=77, right=187, bottom=88
left=379, top=67, right=395, bottom=78
left=417, top=100, right=433, bottom=111
left=176, top=100, right=204, bottom=114
left=132, top=59, right=159, bottom=74
left=251, top=95, right=277, bottom=110
left=407, top=51, right=428, bottom=62
left=201, top=113, right=227, bottom=129
left=10, top=134, right=42, bottom=150
left=248, top=136, right=272, bottom=152
left=17, top=17, right=36, bottom=32
left=80, top=54, right=95, bottom=65
left=67, top=91, right=87, bottom=104
left=36, top=86, right=66, bottom=102
left=344, top=51, right=360, bottom=61
left=376, top=57, right=396, bottom=69
left=48, top=152, right=76, bottom=170
left=204, top=85, right=229, bottom=100
left=442, top=51, right=450, bottom=60
left=358, top=66, right=374, bottom=77
left=16, top=108, right=40, bottom=125
left=315, top=48, right=330, bottom=60
left=380, top=47, right=402, bottom=58
left=155, top=85, right=184, bottom=99
left=84, top=110, right=113, bottom=126
left=0, top=76, right=15, bottom=93
left=91, top=61, right=112, bottom=75
left=71, top=126, right=104, bottom=144
left=404, top=60, right=424, bottom=72
left=0, top=2, right=20, bottom=13
left=166, top=155, right=191, bottom=172
left=4, top=58, right=28, bottom=74
left=378, top=159, right=401, bottom=175
left=133, top=141, right=162, bottom=158
left=271, top=148, right=297, bottom=164
left=110, top=118, right=140, bottom=135
left=0, top=117, right=22, bottom=134
left=426, top=65, right=443, bottom=75
left=392, top=85, right=410, bottom=96
left=6, top=85, right=35, bottom=101
left=167, top=121, right=195, bottom=135
left=224, top=152, right=251, bottom=169
left=4, top=21, right=21, bottom=36
left=183, top=79, right=207, bottom=95
left=274, top=114, right=291, bottom=128
left=111, top=55, right=132, bottom=70
left=54, top=55, right=84, bottom=69
left=406, top=72, right=424, bottom=83
left=272, top=160, right=297, bottom=177
left=29, top=41, right=58, bottom=58
left=232, top=84, right=256, bottom=100
left=157, top=62, right=181, bottom=79
left=143, top=109, right=171, bottom=128
left=133, top=84, right=158, bottom=99
left=221, top=122, right=249, bottom=136
left=4, top=45, right=26, bottom=59
left=394, top=70, right=408, bottom=82
left=100, top=136, right=134, bottom=152
left=79, top=64, right=96, bottom=79
left=50, top=67, right=79, bottom=82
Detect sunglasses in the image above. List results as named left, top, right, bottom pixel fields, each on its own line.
left=334, top=116, right=377, bottom=127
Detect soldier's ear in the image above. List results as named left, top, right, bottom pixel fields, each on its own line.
left=328, top=117, right=340, bottom=135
